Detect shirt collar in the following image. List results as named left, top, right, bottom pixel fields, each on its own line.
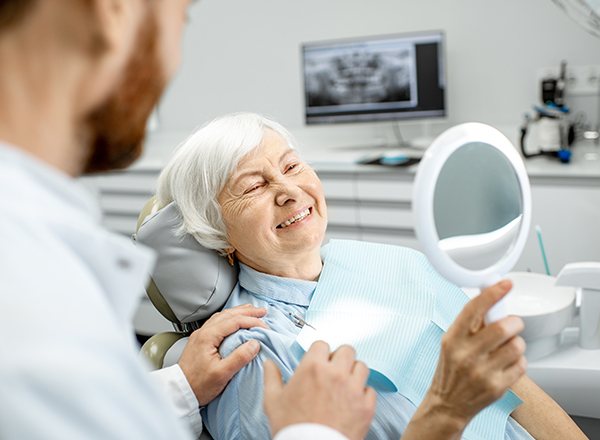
left=238, top=263, right=317, bottom=306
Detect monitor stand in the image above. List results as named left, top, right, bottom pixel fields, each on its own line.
left=391, top=122, right=435, bottom=150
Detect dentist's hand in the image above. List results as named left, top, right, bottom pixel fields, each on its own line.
left=178, top=304, right=268, bottom=406
left=264, top=341, right=376, bottom=440
left=404, top=280, right=526, bottom=439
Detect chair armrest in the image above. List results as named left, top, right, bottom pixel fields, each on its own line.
left=141, top=331, right=187, bottom=370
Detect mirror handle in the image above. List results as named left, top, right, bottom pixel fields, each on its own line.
left=483, top=274, right=508, bottom=324
left=485, top=297, right=508, bottom=324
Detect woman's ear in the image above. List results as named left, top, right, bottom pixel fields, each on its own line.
left=224, top=246, right=236, bottom=266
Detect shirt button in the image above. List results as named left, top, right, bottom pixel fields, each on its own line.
left=117, top=258, right=131, bottom=270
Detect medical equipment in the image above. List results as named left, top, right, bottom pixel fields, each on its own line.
left=552, top=0, right=600, bottom=38
left=288, top=312, right=315, bottom=330
left=521, top=262, right=600, bottom=424
left=520, top=104, right=574, bottom=163
left=556, top=262, right=600, bottom=349
left=543, top=60, right=567, bottom=107
left=520, top=60, right=587, bottom=163
left=301, top=31, right=446, bottom=125
left=505, top=272, right=576, bottom=360
left=535, top=225, right=551, bottom=276
left=412, top=123, right=532, bottom=322
left=552, top=0, right=600, bottom=149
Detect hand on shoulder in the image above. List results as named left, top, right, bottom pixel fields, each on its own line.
left=178, top=304, right=268, bottom=406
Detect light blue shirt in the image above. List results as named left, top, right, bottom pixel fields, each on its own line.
left=203, top=261, right=533, bottom=440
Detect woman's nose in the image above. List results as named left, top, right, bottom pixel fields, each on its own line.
left=274, top=181, right=302, bottom=206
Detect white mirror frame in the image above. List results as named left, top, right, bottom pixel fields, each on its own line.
left=413, top=122, right=532, bottom=291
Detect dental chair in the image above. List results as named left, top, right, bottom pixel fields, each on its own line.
left=134, top=197, right=237, bottom=439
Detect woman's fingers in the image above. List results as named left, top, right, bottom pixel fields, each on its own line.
left=502, top=355, right=528, bottom=383
left=426, top=279, right=526, bottom=423
left=488, top=335, right=527, bottom=371
left=471, top=316, right=525, bottom=354
left=451, top=280, right=513, bottom=338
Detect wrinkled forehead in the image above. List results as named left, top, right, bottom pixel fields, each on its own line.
left=234, top=129, right=297, bottom=171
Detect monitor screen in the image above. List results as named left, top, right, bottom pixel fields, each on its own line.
left=302, top=31, right=446, bottom=124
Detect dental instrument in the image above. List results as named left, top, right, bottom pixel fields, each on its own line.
left=536, top=225, right=551, bottom=275
left=289, top=312, right=316, bottom=330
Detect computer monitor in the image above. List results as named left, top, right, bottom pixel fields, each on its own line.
left=302, top=31, right=446, bottom=125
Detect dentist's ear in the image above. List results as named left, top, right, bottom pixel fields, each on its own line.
left=77, top=0, right=144, bottom=111
left=90, top=0, right=142, bottom=55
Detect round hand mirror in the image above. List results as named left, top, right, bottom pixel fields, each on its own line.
left=413, top=123, right=531, bottom=322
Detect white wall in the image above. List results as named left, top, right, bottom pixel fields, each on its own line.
left=145, top=0, right=600, bottom=159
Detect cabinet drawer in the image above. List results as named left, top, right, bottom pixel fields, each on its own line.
left=358, top=205, right=413, bottom=229
left=100, top=193, right=153, bottom=215
left=327, top=204, right=358, bottom=226
left=357, top=175, right=413, bottom=203
left=320, top=178, right=356, bottom=200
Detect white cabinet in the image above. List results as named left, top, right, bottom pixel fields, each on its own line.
left=356, top=175, right=413, bottom=202
left=317, top=167, right=419, bottom=250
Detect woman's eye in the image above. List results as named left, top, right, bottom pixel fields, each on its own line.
left=285, top=163, right=300, bottom=173
left=244, top=183, right=262, bottom=194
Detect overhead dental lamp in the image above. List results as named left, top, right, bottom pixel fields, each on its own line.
left=551, top=0, right=600, bottom=38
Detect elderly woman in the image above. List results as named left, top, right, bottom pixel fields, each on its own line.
left=157, top=113, right=584, bottom=440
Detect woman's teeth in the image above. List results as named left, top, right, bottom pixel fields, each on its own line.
left=278, top=208, right=311, bottom=229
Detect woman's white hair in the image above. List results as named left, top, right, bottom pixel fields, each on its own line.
left=156, top=112, right=296, bottom=254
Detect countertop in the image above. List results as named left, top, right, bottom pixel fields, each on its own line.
left=128, top=139, right=600, bottom=180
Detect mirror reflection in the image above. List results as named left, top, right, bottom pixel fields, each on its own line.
left=433, top=142, right=523, bottom=271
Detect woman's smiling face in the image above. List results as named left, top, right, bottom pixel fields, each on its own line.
left=218, top=129, right=327, bottom=277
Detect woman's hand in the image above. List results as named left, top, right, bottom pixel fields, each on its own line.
left=263, top=341, right=377, bottom=440
left=404, top=280, right=527, bottom=439
left=178, top=304, right=268, bottom=406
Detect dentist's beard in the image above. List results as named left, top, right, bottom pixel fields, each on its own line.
left=83, top=14, right=165, bottom=174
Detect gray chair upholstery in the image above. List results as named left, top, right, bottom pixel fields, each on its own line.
left=135, top=198, right=238, bottom=366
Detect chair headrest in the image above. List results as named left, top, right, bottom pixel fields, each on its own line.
left=135, top=199, right=238, bottom=327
